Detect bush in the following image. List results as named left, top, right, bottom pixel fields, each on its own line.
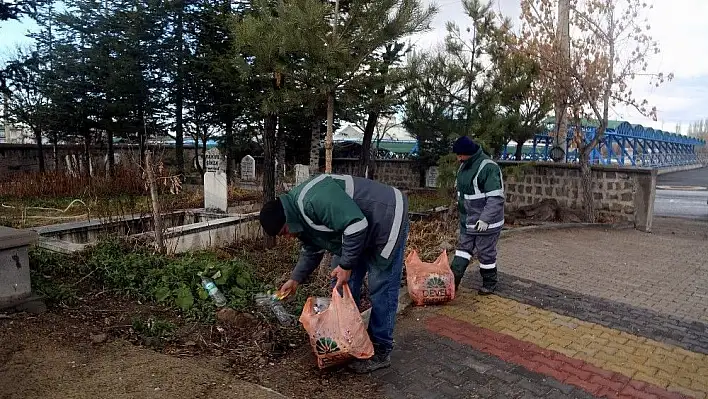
left=29, top=239, right=263, bottom=321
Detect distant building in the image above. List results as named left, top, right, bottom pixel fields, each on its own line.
left=1, top=122, right=32, bottom=144
left=334, top=115, right=417, bottom=156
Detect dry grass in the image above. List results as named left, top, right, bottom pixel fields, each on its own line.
left=0, top=164, right=152, bottom=199
left=229, top=187, right=263, bottom=203
left=407, top=218, right=459, bottom=260
left=0, top=188, right=203, bottom=229
left=407, top=190, right=452, bottom=212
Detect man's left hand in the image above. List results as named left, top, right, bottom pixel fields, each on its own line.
left=330, top=266, right=352, bottom=289
left=474, top=220, right=489, bottom=232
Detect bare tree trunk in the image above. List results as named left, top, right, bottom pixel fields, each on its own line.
left=174, top=0, right=185, bottom=179
left=309, top=119, right=320, bottom=174
left=193, top=139, right=203, bottom=177
left=224, top=114, right=234, bottom=182
left=325, top=91, right=334, bottom=173
left=82, top=129, right=91, bottom=178
left=579, top=153, right=595, bottom=223
left=358, top=111, right=378, bottom=178
left=52, top=136, right=59, bottom=171
left=263, top=114, right=277, bottom=248
left=145, top=151, right=166, bottom=254
left=107, top=129, right=114, bottom=177
left=553, top=0, right=571, bottom=156
left=514, top=143, right=523, bottom=161
left=33, top=128, right=46, bottom=173
left=276, top=116, right=286, bottom=187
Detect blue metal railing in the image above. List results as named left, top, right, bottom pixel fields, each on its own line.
left=501, top=121, right=706, bottom=167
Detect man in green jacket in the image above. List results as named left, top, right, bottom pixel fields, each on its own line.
left=258, top=174, right=409, bottom=373
left=450, top=136, right=504, bottom=294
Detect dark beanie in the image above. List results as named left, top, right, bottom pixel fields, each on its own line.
left=452, top=136, right=480, bottom=155
left=259, top=198, right=287, bottom=237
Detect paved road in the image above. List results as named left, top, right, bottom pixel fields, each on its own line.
left=655, top=189, right=708, bottom=220
left=657, top=167, right=708, bottom=187
left=655, top=167, right=708, bottom=220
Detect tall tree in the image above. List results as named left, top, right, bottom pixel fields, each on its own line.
left=403, top=51, right=462, bottom=177
left=171, top=0, right=187, bottom=178
left=233, top=0, right=331, bottom=247
left=4, top=50, right=49, bottom=172
left=521, top=0, right=672, bottom=222
left=316, top=0, right=436, bottom=172
left=492, top=48, right=552, bottom=160
left=403, top=0, right=514, bottom=165
left=443, top=0, right=504, bottom=135
left=340, top=41, right=411, bottom=178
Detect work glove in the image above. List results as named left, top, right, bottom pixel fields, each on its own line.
left=474, top=220, right=489, bottom=232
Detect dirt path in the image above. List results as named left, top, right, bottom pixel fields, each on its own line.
left=0, top=335, right=286, bottom=399
left=0, top=297, right=381, bottom=399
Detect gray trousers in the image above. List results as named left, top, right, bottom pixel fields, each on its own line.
left=454, top=232, right=500, bottom=270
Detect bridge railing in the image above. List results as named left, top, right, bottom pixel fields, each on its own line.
left=502, top=122, right=705, bottom=168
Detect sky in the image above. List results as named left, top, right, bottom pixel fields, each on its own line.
left=1, top=0, right=707, bottom=134
left=408, top=0, right=708, bottom=133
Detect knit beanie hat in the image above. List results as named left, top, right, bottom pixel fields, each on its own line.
left=259, top=198, right=287, bottom=237
left=452, top=136, right=480, bottom=155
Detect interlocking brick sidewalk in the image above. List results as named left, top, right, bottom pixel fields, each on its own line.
left=371, top=219, right=708, bottom=399
left=496, top=219, right=708, bottom=324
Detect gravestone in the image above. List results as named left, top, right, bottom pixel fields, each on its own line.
left=294, top=164, right=310, bottom=186
left=240, top=155, right=256, bottom=181
left=426, top=166, right=439, bottom=188
left=204, top=148, right=228, bottom=213
left=0, top=226, right=45, bottom=313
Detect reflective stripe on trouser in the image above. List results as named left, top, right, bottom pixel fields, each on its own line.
left=451, top=232, right=500, bottom=281
left=330, top=219, right=409, bottom=355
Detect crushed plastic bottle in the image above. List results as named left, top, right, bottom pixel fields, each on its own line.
left=312, top=297, right=331, bottom=314
left=255, top=292, right=294, bottom=326
left=201, top=277, right=227, bottom=307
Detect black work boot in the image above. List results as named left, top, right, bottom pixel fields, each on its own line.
left=451, top=256, right=470, bottom=291
left=478, top=268, right=498, bottom=295
left=348, top=351, right=391, bottom=374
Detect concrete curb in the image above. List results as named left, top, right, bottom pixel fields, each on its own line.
left=500, top=222, right=634, bottom=239
left=656, top=164, right=705, bottom=175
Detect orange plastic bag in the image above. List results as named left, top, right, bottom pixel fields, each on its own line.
left=405, top=249, right=455, bottom=306
left=299, top=284, right=374, bottom=369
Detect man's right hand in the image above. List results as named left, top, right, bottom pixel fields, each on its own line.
left=277, top=279, right=299, bottom=299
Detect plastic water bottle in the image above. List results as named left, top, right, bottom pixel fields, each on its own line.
left=270, top=298, right=294, bottom=326
left=312, top=297, right=331, bottom=314
left=201, top=277, right=227, bottom=307
left=255, top=293, right=294, bottom=326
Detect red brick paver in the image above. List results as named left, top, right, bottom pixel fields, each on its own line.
left=426, top=314, right=691, bottom=399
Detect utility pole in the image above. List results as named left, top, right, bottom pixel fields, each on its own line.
left=551, top=0, right=570, bottom=162
left=324, top=0, right=340, bottom=173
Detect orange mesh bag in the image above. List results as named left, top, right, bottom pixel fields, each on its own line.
left=405, top=249, right=455, bottom=306
left=299, top=284, right=374, bottom=369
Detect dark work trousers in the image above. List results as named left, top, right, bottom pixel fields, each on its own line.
left=450, top=231, right=500, bottom=290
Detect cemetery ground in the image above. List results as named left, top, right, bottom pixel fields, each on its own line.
left=0, top=173, right=453, bottom=399
left=3, top=215, right=707, bottom=398
left=3, top=168, right=706, bottom=398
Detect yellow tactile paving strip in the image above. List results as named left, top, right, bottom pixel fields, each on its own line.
left=435, top=294, right=708, bottom=399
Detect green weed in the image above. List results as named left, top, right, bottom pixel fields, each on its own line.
left=29, top=239, right=263, bottom=321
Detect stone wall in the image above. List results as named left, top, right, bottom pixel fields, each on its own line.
left=0, top=143, right=196, bottom=180
left=2, top=146, right=656, bottom=230
left=332, top=158, right=420, bottom=189
left=311, top=158, right=658, bottom=230
left=503, top=163, right=656, bottom=231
